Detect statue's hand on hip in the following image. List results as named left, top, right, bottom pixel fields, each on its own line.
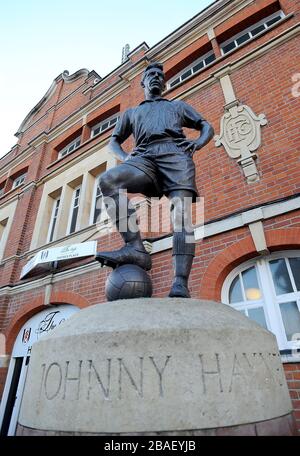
left=177, top=139, right=198, bottom=155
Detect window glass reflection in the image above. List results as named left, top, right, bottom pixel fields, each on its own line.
left=269, top=259, right=293, bottom=295
left=229, top=275, right=243, bottom=303
left=279, top=301, right=300, bottom=341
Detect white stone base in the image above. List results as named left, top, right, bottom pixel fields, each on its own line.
left=19, top=299, right=292, bottom=434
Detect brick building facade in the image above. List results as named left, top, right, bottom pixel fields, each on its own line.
left=0, top=0, right=299, bottom=435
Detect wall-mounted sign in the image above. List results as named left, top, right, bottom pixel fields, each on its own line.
left=20, top=241, right=97, bottom=279
left=13, top=305, right=79, bottom=357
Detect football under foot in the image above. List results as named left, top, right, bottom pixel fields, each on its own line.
left=95, top=244, right=152, bottom=271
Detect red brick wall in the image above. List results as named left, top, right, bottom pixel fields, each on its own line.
left=284, top=363, right=300, bottom=434
left=0, top=367, right=8, bottom=401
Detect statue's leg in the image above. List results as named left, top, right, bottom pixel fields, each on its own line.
left=95, top=164, right=153, bottom=270
left=167, top=189, right=195, bottom=298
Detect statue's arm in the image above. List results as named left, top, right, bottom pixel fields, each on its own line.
left=194, top=120, right=215, bottom=151
left=177, top=101, right=214, bottom=154
left=108, top=109, right=133, bottom=162
left=177, top=120, right=214, bottom=154
left=108, top=136, right=129, bottom=162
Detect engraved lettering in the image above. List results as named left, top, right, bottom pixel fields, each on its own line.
left=228, top=354, right=245, bottom=393
left=118, top=357, right=144, bottom=400
left=258, top=353, right=284, bottom=386
left=199, top=353, right=223, bottom=394
left=44, top=362, right=62, bottom=400
left=63, top=360, right=82, bottom=400
left=87, top=359, right=111, bottom=399
left=242, top=353, right=253, bottom=369
left=39, top=363, right=46, bottom=399
left=149, top=355, right=171, bottom=397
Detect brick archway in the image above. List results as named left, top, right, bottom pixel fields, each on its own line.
left=49, top=291, right=90, bottom=309
left=199, top=228, right=300, bottom=302
left=4, top=291, right=90, bottom=354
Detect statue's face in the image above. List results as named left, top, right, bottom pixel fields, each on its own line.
left=143, top=68, right=165, bottom=95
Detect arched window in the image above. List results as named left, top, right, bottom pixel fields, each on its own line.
left=222, top=251, right=300, bottom=352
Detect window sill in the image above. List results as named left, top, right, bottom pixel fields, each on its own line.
left=280, top=349, right=300, bottom=364
left=165, top=58, right=217, bottom=94
left=220, top=13, right=294, bottom=59
left=165, top=13, right=294, bottom=94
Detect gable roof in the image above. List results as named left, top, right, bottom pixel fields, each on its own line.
left=15, top=69, right=96, bottom=136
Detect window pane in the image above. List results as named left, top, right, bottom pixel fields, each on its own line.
left=193, top=60, right=204, bottom=72
left=101, top=122, right=109, bottom=131
left=269, top=259, right=293, bottom=295
left=229, top=275, right=243, bottom=303
left=49, top=199, right=60, bottom=242
left=49, top=213, right=58, bottom=242
left=54, top=200, right=60, bottom=216
left=289, top=258, right=300, bottom=291
left=170, top=78, right=180, bottom=88
left=242, top=267, right=262, bottom=301
left=69, top=206, right=78, bottom=234
left=49, top=222, right=56, bottom=243
left=248, top=307, right=268, bottom=329
left=251, top=24, right=265, bottom=36
left=13, top=173, right=26, bottom=189
left=236, top=33, right=250, bottom=45
left=279, top=301, right=300, bottom=341
left=266, top=16, right=281, bottom=27
left=204, top=54, right=216, bottom=65
left=222, top=41, right=236, bottom=54
left=93, top=196, right=102, bottom=224
left=181, top=69, right=192, bottom=80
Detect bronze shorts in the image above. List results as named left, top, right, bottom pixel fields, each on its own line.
left=122, top=140, right=198, bottom=201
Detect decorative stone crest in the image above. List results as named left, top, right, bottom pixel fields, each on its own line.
left=215, top=100, right=267, bottom=183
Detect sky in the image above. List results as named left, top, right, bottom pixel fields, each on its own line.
left=0, top=0, right=214, bottom=158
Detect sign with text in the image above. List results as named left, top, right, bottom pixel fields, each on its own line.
left=20, top=241, right=97, bottom=279
left=13, top=304, right=79, bottom=357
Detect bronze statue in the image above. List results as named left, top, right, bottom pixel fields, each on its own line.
left=96, top=62, right=214, bottom=298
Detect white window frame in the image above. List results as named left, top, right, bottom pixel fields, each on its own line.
left=91, top=114, right=120, bottom=138
left=90, top=174, right=104, bottom=225
left=46, top=197, right=61, bottom=243
left=12, top=173, right=26, bottom=190
left=167, top=50, right=216, bottom=90
left=66, top=185, right=81, bottom=235
left=0, top=218, right=8, bottom=242
left=221, top=10, right=285, bottom=55
left=58, top=136, right=81, bottom=159
left=222, top=251, right=300, bottom=352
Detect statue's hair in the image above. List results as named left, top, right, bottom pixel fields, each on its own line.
left=141, top=62, right=165, bottom=87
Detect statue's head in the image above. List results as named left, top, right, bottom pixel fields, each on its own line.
left=141, top=62, right=166, bottom=96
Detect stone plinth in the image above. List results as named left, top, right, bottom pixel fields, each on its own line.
left=18, top=299, right=294, bottom=435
